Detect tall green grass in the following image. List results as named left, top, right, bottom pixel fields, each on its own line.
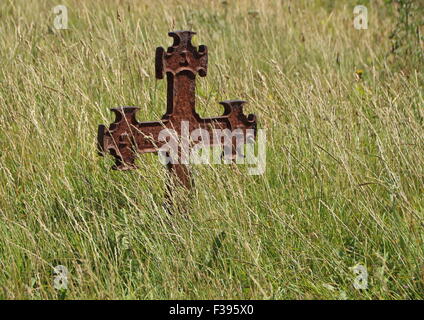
left=0, top=0, right=423, bottom=299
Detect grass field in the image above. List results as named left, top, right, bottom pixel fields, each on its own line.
left=0, top=0, right=423, bottom=299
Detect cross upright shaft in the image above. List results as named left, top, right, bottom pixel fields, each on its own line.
left=157, top=31, right=207, bottom=120
left=97, top=31, right=257, bottom=190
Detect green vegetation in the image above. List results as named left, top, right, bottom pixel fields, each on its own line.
left=0, top=0, right=423, bottom=299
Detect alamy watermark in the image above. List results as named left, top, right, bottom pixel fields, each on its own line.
left=53, top=265, right=68, bottom=290
left=53, top=5, right=68, bottom=30
left=156, top=121, right=267, bottom=175
left=353, top=5, right=368, bottom=30
left=352, top=264, right=368, bottom=290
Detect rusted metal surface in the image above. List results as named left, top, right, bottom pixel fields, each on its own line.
left=98, top=31, right=257, bottom=190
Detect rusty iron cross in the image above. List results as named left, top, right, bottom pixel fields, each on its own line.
left=97, top=31, right=257, bottom=190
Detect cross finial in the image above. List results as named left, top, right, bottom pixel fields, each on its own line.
left=155, top=30, right=208, bottom=79
left=169, top=30, right=196, bottom=48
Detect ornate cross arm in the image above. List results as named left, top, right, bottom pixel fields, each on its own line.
left=97, top=100, right=256, bottom=170
left=97, top=106, right=168, bottom=170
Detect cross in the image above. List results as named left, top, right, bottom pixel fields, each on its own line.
left=97, top=31, right=257, bottom=191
